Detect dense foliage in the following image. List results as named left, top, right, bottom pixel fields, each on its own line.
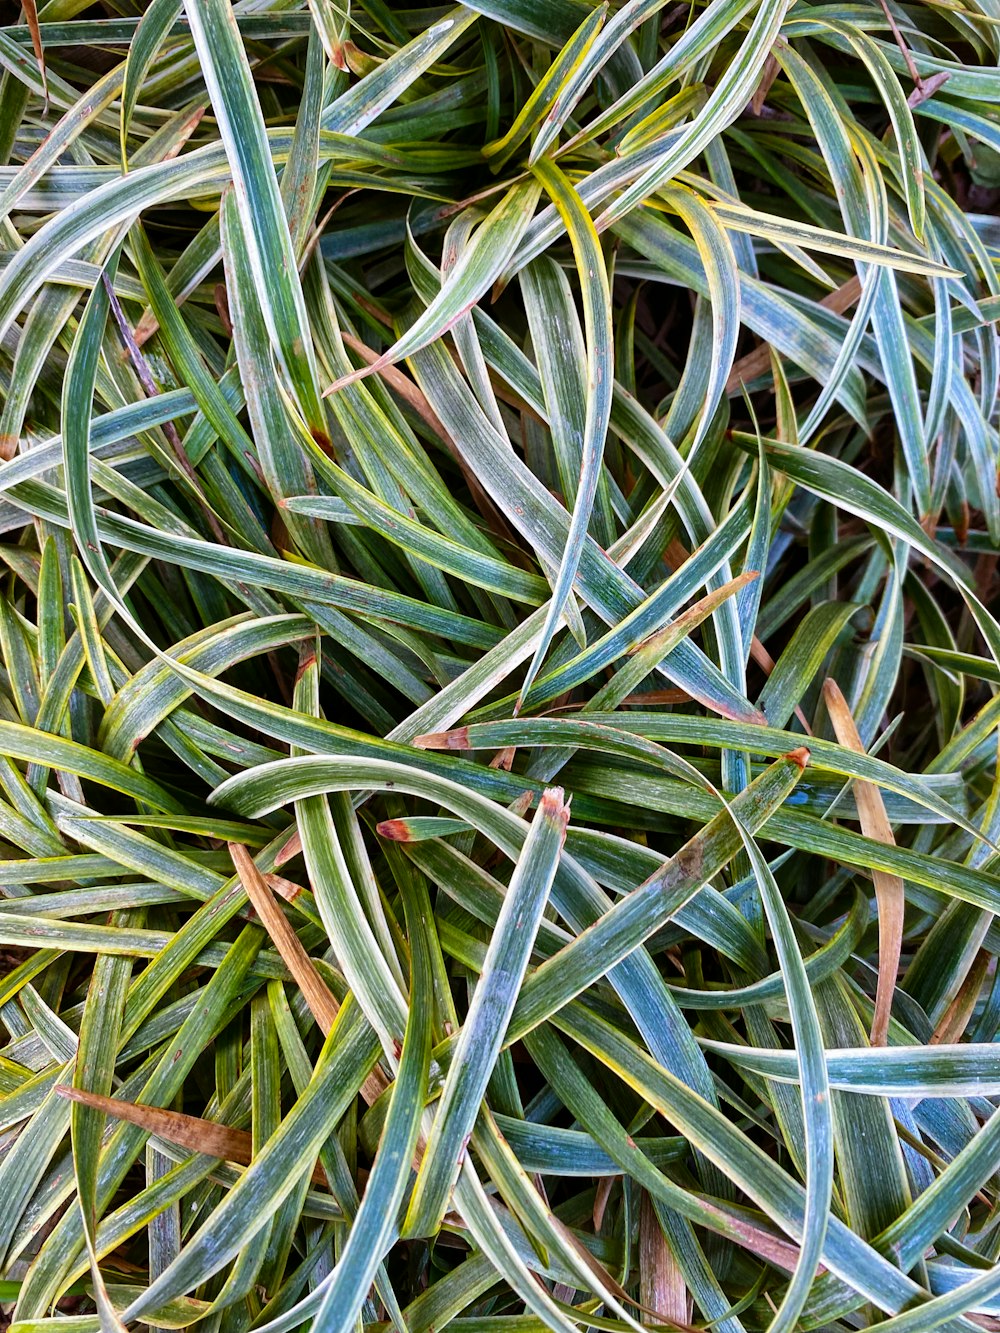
left=1, top=1, right=1000, bottom=1330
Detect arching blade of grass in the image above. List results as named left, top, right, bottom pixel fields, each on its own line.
left=413, top=714, right=984, bottom=838
left=660, top=182, right=741, bottom=454
left=324, top=180, right=541, bottom=395
left=707, top=201, right=951, bottom=277
left=516, top=158, right=612, bottom=708
left=407, top=334, right=762, bottom=722
left=701, top=1040, right=1000, bottom=1097
left=179, top=0, right=325, bottom=436
left=120, top=0, right=182, bottom=166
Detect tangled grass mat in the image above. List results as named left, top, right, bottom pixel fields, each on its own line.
left=1, top=1, right=1000, bottom=1330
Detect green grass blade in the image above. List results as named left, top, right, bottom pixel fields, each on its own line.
left=404, top=789, right=570, bottom=1235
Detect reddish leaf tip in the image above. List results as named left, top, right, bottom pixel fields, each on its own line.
left=376, top=819, right=413, bottom=842
left=294, top=649, right=318, bottom=684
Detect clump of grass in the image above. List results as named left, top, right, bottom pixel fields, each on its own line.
left=0, top=2, right=999, bottom=1330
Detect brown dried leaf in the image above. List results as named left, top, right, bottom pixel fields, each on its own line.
left=640, top=1191, right=692, bottom=1326
left=56, top=1086, right=326, bottom=1187
left=822, top=678, right=904, bottom=1045
left=230, top=844, right=388, bottom=1105
left=22, top=0, right=47, bottom=103
left=931, top=948, right=990, bottom=1044
left=229, top=842, right=340, bottom=1034
left=750, top=53, right=780, bottom=116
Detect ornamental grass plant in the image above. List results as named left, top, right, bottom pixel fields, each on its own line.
left=0, top=1, right=999, bottom=1330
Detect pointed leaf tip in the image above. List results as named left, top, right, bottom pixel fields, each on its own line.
left=376, top=818, right=413, bottom=841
